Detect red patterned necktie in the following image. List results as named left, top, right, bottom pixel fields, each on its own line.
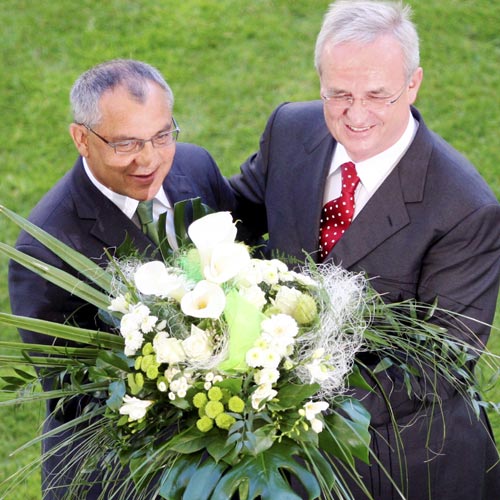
left=319, top=161, right=360, bottom=260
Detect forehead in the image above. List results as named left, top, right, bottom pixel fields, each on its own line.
left=98, top=82, right=171, bottom=135
left=320, top=35, right=406, bottom=89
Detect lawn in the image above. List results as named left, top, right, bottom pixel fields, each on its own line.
left=0, top=0, right=499, bottom=497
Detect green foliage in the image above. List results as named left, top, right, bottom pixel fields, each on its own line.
left=0, top=0, right=499, bottom=497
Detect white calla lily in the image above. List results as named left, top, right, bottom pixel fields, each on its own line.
left=188, top=212, right=237, bottom=250
left=180, top=280, right=226, bottom=319
left=203, top=242, right=251, bottom=284
left=134, top=261, right=189, bottom=300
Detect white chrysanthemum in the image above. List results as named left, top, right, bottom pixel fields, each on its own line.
left=139, top=314, right=158, bottom=334
left=120, top=313, right=140, bottom=336
left=180, top=280, right=226, bottom=319
left=246, top=346, right=266, bottom=368
left=252, top=260, right=281, bottom=285
left=122, top=329, right=144, bottom=356
left=164, top=365, right=181, bottom=382
left=134, top=261, right=190, bottom=301
left=259, top=348, right=282, bottom=369
left=153, top=332, right=186, bottom=364
left=119, top=395, right=153, bottom=421
left=254, top=368, right=280, bottom=385
left=261, top=314, right=299, bottom=342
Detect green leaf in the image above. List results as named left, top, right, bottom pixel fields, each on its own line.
left=274, top=382, right=320, bottom=409
left=0, top=243, right=112, bottom=311
left=347, top=364, right=373, bottom=392
left=319, top=399, right=371, bottom=466
left=167, top=427, right=209, bottom=454
left=183, top=457, right=228, bottom=500
left=212, top=441, right=320, bottom=500
left=106, top=380, right=126, bottom=411
left=0, top=204, right=117, bottom=294
left=373, top=356, right=394, bottom=374
left=158, top=453, right=204, bottom=499
left=0, top=313, right=124, bottom=350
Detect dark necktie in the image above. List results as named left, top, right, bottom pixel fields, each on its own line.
left=319, top=161, right=360, bottom=260
left=136, top=200, right=160, bottom=246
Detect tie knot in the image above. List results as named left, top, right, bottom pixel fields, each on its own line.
left=340, top=161, right=359, bottom=195
left=136, top=200, right=154, bottom=226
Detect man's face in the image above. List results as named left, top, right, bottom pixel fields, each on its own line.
left=319, top=35, right=422, bottom=163
left=71, top=82, right=176, bottom=201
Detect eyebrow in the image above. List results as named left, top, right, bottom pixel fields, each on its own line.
left=109, top=120, right=174, bottom=142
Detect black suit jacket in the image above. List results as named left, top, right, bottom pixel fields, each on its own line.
left=8, top=142, right=235, bottom=499
left=231, top=102, right=500, bottom=499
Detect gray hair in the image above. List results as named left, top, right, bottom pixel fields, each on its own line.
left=70, top=59, right=174, bottom=127
left=314, top=0, right=420, bottom=80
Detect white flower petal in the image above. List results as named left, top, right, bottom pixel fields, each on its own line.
left=180, top=280, right=226, bottom=319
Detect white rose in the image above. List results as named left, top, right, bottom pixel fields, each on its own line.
left=119, top=395, right=153, bottom=421
left=273, top=286, right=301, bottom=315
left=182, top=325, right=213, bottom=361
left=180, top=280, right=226, bottom=319
left=238, top=285, right=267, bottom=310
left=153, top=332, right=186, bottom=364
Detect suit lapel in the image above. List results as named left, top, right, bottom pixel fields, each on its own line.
left=69, top=158, right=154, bottom=254
left=331, top=170, right=409, bottom=268
left=292, top=124, right=336, bottom=257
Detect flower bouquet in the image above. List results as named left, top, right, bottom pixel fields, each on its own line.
left=0, top=202, right=496, bottom=500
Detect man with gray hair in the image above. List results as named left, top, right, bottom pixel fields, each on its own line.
left=9, top=58, right=235, bottom=499
left=231, top=1, right=500, bottom=498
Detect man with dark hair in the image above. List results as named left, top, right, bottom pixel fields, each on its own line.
left=9, top=58, right=235, bottom=499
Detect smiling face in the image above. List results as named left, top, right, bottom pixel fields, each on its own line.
left=70, top=81, right=176, bottom=201
left=319, top=34, right=422, bottom=163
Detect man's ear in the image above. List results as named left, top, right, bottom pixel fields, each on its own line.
left=69, top=123, right=89, bottom=157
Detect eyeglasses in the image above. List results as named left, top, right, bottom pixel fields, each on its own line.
left=321, top=82, right=408, bottom=111
left=82, top=118, right=180, bottom=154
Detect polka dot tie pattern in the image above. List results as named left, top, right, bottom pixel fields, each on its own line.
left=318, top=162, right=360, bottom=260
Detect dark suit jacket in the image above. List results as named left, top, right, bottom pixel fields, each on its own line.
left=8, top=142, right=235, bottom=500
left=231, top=102, right=500, bottom=499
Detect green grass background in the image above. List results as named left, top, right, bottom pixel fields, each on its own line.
left=0, top=0, right=498, bottom=497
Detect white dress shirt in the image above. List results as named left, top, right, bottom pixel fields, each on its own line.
left=82, top=158, right=177, bottom=249
left=323, top=113, right=419, bottom=219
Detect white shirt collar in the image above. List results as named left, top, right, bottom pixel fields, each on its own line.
left=330, top=113, right=418, bottom=194
left=82, top=157, right=171, bottom=220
